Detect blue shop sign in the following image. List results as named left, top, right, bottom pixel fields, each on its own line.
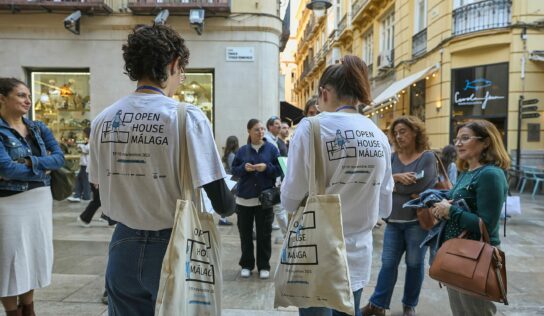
left=451, top=63, right=508, bottom=117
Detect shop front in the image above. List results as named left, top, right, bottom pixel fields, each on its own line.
left=450, top=62, right=509, bottom=143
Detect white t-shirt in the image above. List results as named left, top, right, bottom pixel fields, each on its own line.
left=281, top=112, right=394, bottom=291
left=89, top=94, right=225, bottom=230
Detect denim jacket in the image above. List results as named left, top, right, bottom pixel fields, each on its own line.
left=0, top=117, right=64, bottom=191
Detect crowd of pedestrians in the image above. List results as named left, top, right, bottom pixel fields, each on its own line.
left=0, top=23, right=512, bottom=316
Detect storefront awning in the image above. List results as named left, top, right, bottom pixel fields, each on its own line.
left=370, top=63, right=440, bottom=109
left=529, top=50, right=544, bottom=62
left=280, top=101, right=304, bottom=125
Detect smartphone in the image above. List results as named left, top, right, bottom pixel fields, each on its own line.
left=415, top=170, right=425, bottom=180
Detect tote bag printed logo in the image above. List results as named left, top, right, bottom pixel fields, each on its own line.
left=281, top=211, right=318, bottom=265
left=185, top=229, right=216, bottom=285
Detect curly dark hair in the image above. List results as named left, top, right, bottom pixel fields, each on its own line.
left=388, top=115, right=430, bottom=153
left=122, top=24, right=190, bottom=85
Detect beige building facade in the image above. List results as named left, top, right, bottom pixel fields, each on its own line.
left=0, top=0, right=283, bottom=159
left=290, top=0, right=544, bottom=164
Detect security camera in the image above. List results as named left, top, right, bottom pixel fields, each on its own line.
left=154, top=9, right=169, bottom=25
left=64, top=10, right=81, bottom=35
left=189, top=9, right=205, bottom=35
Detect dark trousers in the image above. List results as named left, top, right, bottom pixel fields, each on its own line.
left=74, top=165, right=91, bottom=200
left=80, top=185, right=101, bottom=224
left=236, top=204, right=274, bottom=271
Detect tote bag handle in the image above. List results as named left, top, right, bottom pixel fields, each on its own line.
left=177, top=104, right=202, bottom=211
left=308, top=117, right=326, bottom=196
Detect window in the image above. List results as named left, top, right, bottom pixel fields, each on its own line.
left=173, top=72, right=214, bottom=131
left=335, top=0, right=342, bottom=28
left=380, top=11, right=395, bottom=54
left=410, top=80, right=426, bottom=122
left=30, top=70, right=91, bottom=171
left=414, top=0, right=427, bottom=33
left=363, top=30, right=373, bottom=66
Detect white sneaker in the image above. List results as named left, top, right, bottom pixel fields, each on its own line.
left=77, top=216, right=91, bottom=228
left=240, top=268, right=251, bottom=278
left=272, top=223, right=280, bottom=230
left=259, top=270, right=270, bottom=279
left=67, top=196, right=81, bottom=202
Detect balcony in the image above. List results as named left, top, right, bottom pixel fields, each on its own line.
left=337, top=14, right=347, bottom=35
left=0, top=0, right=113, bottom=14
left=452, top=0, right=511, bottom=36
left=128, top=0, right=230, bottom=16
left=412, top=28, right=427, bottom=57
left=351, top=0, right=368, bottom=20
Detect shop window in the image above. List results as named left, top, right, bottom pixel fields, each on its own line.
left=30, top=70, right=91, bottom=171
left=174, top=72, right=214, bottom=130
left=410, top=79, right=426, bottom=122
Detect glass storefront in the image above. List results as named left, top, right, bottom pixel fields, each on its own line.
left=173, top=72, right=214, bottom=130
left=450, top=62, right=509, bottom=144
left=30, top=71, right=91, bottom=170
left=410, top=79, right=426, bottom=122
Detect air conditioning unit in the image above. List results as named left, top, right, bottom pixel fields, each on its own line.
left=377, top=50, right=394, bottom=70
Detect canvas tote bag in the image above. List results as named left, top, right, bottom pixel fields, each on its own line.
left=155, top=104, right=222, bottom=316
left=274, top=117, right=354, bottom=314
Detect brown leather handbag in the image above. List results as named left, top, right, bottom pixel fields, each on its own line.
left=416, top=152, right=453, bottom=230
left=429, top=219, right=508, bottom=305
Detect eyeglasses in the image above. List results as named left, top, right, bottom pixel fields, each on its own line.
left=453, top=135, right=482, bottom=144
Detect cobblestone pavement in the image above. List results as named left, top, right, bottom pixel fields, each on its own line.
left=31, top=193, right=544, bottom=316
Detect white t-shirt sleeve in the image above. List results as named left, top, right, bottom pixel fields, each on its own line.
left=281, top=118, right=311, bottom=212
left=185, top=106, right=226, bottom=188
left=379, top=137, right=394, bottom=219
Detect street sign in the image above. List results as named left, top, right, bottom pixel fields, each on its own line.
left=521, top=113, right=541, bottom=119
left=521, top=105, right=539, bottom=112
left=521, top=98, right=539, bottom=105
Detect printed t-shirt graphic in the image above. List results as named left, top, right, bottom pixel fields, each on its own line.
left=89, top=94, right=225, bottom=231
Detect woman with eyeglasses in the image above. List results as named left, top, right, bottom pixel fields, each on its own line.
left=231, top=119, right=282, bottom=280
left=362, top=116, right=438, bottom=316
left=430, top=120, right=509, bottom=316
left=281, top=55, right=394, bottom=316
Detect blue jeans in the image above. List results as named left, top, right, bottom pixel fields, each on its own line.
left=370, top=221, right=428, bottom=309
left=106, top=223, right=172, bottom=316
left=299, top=288, right=363, bottom=316
left=73, top=165, right=91, bottom=200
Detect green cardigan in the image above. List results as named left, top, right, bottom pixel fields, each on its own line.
left=443, top=165, right=507, bottom=246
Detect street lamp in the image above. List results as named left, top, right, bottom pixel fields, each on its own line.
left=306, top=0, right=332, bottom=18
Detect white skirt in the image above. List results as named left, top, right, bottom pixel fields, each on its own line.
left=0, top=186, right=53, bottom=297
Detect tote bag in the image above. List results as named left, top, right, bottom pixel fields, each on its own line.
left=274, top=117, right=354, bottom=314
left=155, top=104, right=222, bottom=316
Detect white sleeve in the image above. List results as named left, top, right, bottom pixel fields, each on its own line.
left=281, top=119, right=311, bottom=212
left=379, top=138, right=394, bottom=218
left=88, top=120, right=99, bottom=184
left=185, top=106, right=226, bottom=188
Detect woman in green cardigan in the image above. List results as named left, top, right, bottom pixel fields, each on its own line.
left=431, top=119, right=510, bottom=316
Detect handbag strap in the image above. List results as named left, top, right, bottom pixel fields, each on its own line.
left=307, top=117, right=326, bottom=196
left=431, top=150, right=453, bottom=189
left=457, top=218, right=491, bottom=243
left=177, top=104, right=202, bottom=211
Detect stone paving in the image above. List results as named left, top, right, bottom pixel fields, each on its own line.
left=30, top=193, right=544, bottom=316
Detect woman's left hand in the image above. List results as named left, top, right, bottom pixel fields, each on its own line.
left=254, top=163, right=267, bottom=172
left=431, top=199, right=452, bottom=220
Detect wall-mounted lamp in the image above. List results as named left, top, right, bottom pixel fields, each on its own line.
left=436, top=101, right=442, bottom=112
left=306, top=0, right=332, bottom=18
left=154, top=9, right=169, bottom=25
left=64, top=10, right=81, bottom=35
left=190, top=9, right=205, bottom=35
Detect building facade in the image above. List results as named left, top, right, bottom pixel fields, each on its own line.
left=0, top=0, right=283, bottom=167
left=291, top=0, right=544, bottom=164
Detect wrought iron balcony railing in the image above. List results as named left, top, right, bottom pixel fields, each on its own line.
left=0, top=0, right=113, bottom=14
left=412, top=28, right=427, bottom=57
left=337, top=14, right=347, bottom=35
left=452, top=0, right=511, bottom=36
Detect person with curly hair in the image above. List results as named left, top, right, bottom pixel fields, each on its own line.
left=89, top=24, right=235, bottom=315
left=362, top=116, right=437, bottom=316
